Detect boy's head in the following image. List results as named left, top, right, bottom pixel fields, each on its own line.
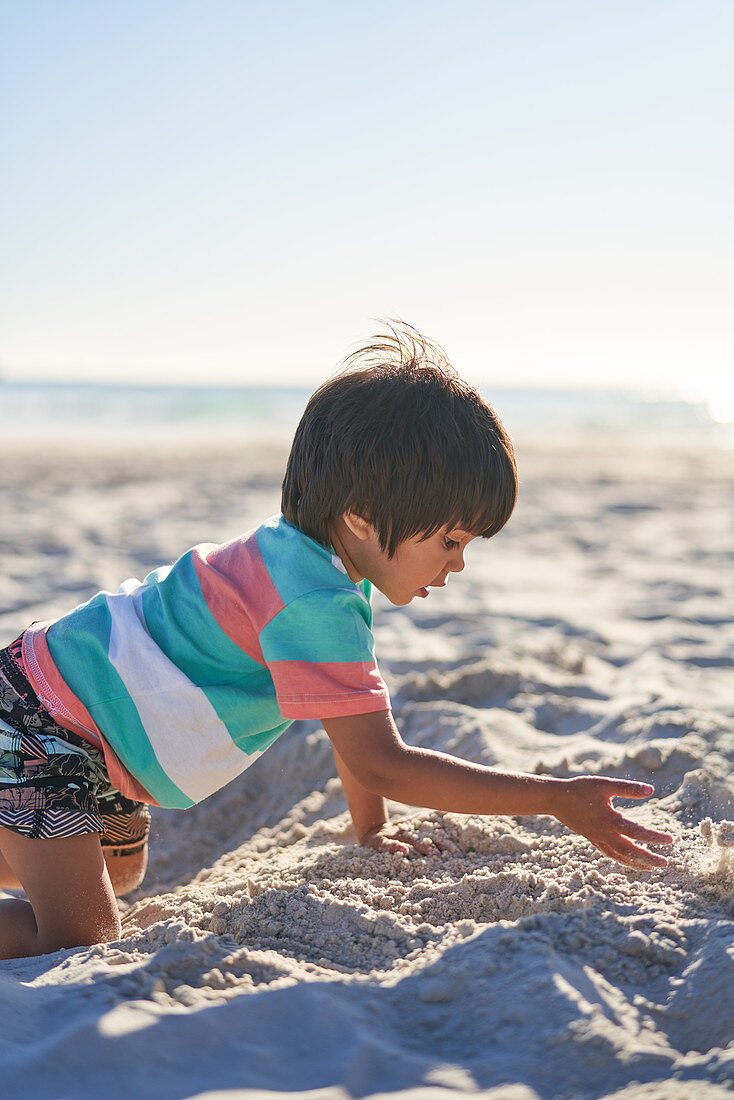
left=281, top=320, right=517, bottom=558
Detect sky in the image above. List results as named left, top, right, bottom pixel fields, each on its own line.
left=1, top=0, right=732, bottom=410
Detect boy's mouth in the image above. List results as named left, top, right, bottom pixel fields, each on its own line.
left=417, top=578, right=448, bottom=598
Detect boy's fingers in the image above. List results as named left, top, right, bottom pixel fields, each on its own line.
left=396, top=833, right=460, bottom=857
left=363, top=831, right=410, bottom=855
left=620, top=845, right=668, bottom=869
left=403, top=836, right=434, bottom=855
left=601, top=845, right=665, bottom=871
left=434, top=836, right=461, bottom=854
left=387, top=831, right=437, bottom=856
left=604, top=779, right=656, bottom=801
left=596, top=832, right=669, bottom=869
left=384, top=840, right=410, bottom=855
left=388, top=833, right=460, bottom=858
left=615, top=818, right=674, bottom=845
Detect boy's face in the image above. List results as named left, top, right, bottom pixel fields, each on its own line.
left=331, top=513, right=477, bottom=606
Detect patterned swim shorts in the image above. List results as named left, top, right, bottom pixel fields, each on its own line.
left=0, top=635, right=150, bottom=856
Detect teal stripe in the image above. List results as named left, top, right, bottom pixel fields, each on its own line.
left=141, top=552, right=265, bottom=684
left=141, top=551, right=289, bottom=740
left=258, top=518, right=338, bottom=605
left=259, top=589, right=376, bottom=663
left=198, top=681, right=290, bottom=754
left=361, top=580, right=374, bottom=627
left=259, top=516, right=374, bottom=608
left=46, top=596, right=193, bottom=809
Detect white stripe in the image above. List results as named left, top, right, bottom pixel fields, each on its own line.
left=105, top=581, right=258, bottom=803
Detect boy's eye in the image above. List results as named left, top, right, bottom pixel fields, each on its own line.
left=444, top=537, right=460, bottom=551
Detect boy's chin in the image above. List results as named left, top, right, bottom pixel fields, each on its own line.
left=385, top=589, right=427, bottom=607
left=379, top=589, right=408, bottom=606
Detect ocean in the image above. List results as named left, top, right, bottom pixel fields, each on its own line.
left=0, top=380, right=731, bottom=448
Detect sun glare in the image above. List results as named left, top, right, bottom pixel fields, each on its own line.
left=707, top=381, right=734, bottom=425
left=681, top=375, right=734, bottom=427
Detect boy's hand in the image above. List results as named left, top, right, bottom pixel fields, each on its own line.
left=325, top=710, right=673, bottom=871
left=359, top=822, right=459, bottom=857
left=551, top=777, right=674, bottom=870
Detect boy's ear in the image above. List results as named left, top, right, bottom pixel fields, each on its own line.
left=342, top=509, right=374, bottom=542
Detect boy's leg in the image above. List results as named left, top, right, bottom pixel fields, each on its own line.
left=0, top=845, right=21, bottom=888
left=0, top=835, right=149, bottom=898
left=0, top=825, right=120, bottom=959
left=103, top=844, right=149, bottom=896
left=98, top=795, right=151, bottom=897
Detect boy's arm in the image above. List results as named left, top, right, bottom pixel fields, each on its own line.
left=322, top=709, right=673, bottom=869
left=332, top=745, right=447, bottom=855
left=331, top=744, right=388, bottom=843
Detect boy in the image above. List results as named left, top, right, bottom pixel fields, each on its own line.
left=0, top=323, right=672, bottom=959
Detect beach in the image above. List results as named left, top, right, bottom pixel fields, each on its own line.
left=1, top=432, right=733, bottom=1100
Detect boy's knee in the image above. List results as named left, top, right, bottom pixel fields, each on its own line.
left=38, top=909, right=122, bottom=955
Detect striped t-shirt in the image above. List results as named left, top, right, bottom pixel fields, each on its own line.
left=21, top=515, right=390, bottom=809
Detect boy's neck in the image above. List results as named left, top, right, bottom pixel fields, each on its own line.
left=328, top=518, right=364, bottom=584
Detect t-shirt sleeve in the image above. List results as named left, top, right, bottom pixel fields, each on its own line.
left=258, top=587, right=391, bottom=719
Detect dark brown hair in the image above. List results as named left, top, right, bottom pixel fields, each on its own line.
left=281, top=320, right=517, bottom=556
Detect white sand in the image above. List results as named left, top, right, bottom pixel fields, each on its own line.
left=1, top=435, right=733, bottom=1100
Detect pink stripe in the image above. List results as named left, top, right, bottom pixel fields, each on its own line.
left=21, top=624, right=159, bottom=807
left=278, top=692, right=391, bottom=720
left=194, top=532, right=285, bottom=662
left=269, top=659, right=391, bottom=719
left=100, top=748, right=159, bottom=805
left=22, top=625, right=104, bottom=747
